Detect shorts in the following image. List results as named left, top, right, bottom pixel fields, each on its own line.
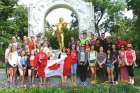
left=127, top=65, right=134, bottom=77
left=31, top=69, right=37, bottom=76
left=107, top=64, right=114, bottom=69
left=7, top=63, right=16, bottom=68
left=71, top=64, right=77, bottom=76
left=89, top=60, right=96, bottom=66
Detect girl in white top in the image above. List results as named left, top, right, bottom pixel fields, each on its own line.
left=7, top=46, right=19, bottom=85
left=89, top=45, right=97, bottom=84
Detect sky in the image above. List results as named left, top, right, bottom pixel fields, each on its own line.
left=19, top=0, right=133, bottom=25
left=46, top=8, right=72, bottom=25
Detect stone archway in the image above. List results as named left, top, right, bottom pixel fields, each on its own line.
left=28, top=0, right=95, bottom=36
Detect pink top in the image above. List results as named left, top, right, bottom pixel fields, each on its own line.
left=120, top=51, right=125, bottom=62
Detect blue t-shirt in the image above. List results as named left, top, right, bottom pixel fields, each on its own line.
left=20, top=56, right=27, bottom=65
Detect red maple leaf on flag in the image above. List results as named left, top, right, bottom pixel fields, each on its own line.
left=48, top=63, right=60, bottom=70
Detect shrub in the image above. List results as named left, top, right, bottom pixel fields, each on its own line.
left=44, top=28, right=79, bottom=49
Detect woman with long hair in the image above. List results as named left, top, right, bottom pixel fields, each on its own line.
left=89, top=45, right=97, bottom=84
left=71, top=45, right=78, bottom=86
left=118, top=46, right=128, bottom=83
left=112, top=44, right=119, bottom=84
left=28, top=50, right=38, bottom=85
left=62, top=48, right=71, bottom=85
left=106, top=48, right=116, bottom=84
left=18, top=50, right=27, bottom=85
left=7, top=46, right=18, bottom=86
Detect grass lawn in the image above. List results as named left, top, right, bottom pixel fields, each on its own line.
left=134, top=67, right=140, bottom=86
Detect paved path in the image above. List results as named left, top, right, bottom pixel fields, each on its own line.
left=0, top=69, right=93, bottom=88
left=0, top=69, right=140, bottom=91
left=0, top=69, right=6, bottom=81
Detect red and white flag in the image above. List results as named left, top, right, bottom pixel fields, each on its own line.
left=45, top=57, right=66, bottom=77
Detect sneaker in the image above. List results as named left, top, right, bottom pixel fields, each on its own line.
left=73, top=82, right=77, bottom=87
left=135, top=64, right=138, bottom=67
left=115, top=81, right=118, bottom=85
left=80, top=82, right=84, bottom=87
left=91, top=80, right=96, bottom=84
left=131, top=79, right=134, bottom=85
left=83, top=82, right=87, bottom=86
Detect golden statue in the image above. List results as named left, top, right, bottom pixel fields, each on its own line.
left=55, top=17, right=67, bottom=50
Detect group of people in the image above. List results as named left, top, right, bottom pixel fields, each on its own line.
left=4, top=32, right=137, bottom=87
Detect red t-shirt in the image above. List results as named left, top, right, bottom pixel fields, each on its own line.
left=63, top=53, right=72, bottom=76
left=30, top=54, right=38, bottom=68
left=28, top=40, right=34, bottom=52
left=71, top=50, right=77, bottom=64
left=85, top=45, right=90, bottom=51
left=125, top=50, right=134, bottom=65
left=37, top=52, right=48, bottom=78
left=38, top=52, right=48, bottom=67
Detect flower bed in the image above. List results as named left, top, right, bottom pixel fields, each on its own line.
left=0, top=84, right=139, bottom=93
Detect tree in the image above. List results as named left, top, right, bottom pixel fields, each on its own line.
left=126, top=0, right=140, bottom=49
left=0, top=0, right=28, bottom=61
left=86, top=0, right=126, bottom=36
left=0, top=0, right=17, bottom=47
left=0, top=0, right=28, bottom=45
left=12, top=5, right=28, bottom=39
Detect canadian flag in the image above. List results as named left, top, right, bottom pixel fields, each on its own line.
left=48, top=63, right=60, bottom=71
left=45, top=57, right=66, bottom=77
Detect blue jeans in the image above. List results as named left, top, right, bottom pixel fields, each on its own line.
left=71, top=64, right=77, bottom=76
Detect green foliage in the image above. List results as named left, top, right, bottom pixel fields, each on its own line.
left=0, top=0, right=28, bottom=62
left=134, top=68, right=140, bottom=86
left=111, top=17, right=136, bottom=41
left=0, top=84, right=139, bottom=93
left=0, top=0, right=17, bottom=21
left=86, top=0, right=126, bottom=36
left=44, top=31, right=59, bottom=49
left=12, top=5, right=28, bottom=37
left=64, top=28, right=79, bottom=48
left=126, top=0, right=140, bottom=49
left=0, top=48, right=3, bottom=61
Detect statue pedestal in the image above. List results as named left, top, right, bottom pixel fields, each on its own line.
left=50, top=49, right=61, bottom=60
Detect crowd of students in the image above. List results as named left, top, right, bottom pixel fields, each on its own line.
left=4, top=32, right=137, bottom=87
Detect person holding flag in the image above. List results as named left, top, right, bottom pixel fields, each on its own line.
left=37, top=47, right=48, bottom=86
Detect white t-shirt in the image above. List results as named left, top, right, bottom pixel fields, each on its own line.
left=90, top=51, right=96, bottom=60
left=80, top=51, right=86, bottom=62
left=8, top=51, right=19, bottom=67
